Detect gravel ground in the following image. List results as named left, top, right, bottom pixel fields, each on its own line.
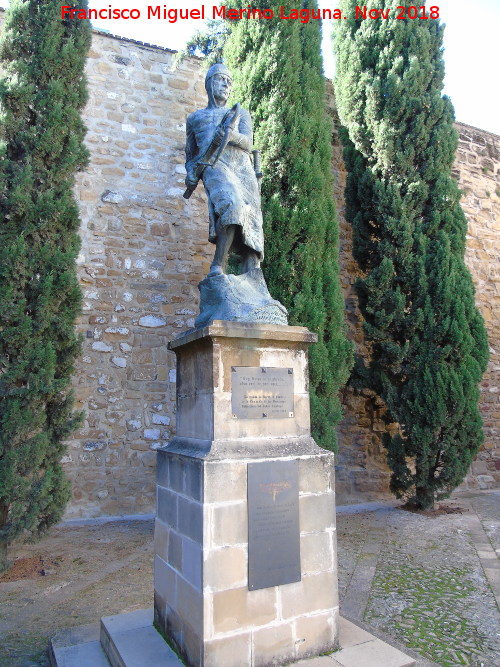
left=0, top=491, right=499, bottom=667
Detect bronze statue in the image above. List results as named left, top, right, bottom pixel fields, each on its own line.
left=184, top=64, right=264, bottom=277
left=184, top=63, right=287, bottom=327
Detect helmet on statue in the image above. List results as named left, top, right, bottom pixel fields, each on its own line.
left=205, top=63, right=233, bottom=87
left=205, top=63, right=233, bottom=108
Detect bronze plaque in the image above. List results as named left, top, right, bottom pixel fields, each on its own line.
left=247, top=460, right=301, bottom=590
left=231, top=367, right=294, bottom=419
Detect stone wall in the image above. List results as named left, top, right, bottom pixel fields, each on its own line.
left=456, top=123, right=500, bottom=490
left=64, top=33, right=213, bottom=517
left=0, top=15, right=498, bottom=516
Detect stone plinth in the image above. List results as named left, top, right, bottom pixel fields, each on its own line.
left=166, top=320, right=319, bottom=456
left=154, top=322, right=339, bottom=666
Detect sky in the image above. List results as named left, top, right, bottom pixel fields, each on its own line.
left=1, top=1, right=499, bottom=134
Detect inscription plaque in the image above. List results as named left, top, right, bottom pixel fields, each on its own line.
left=231, top=366, right=294, bottom=419
left=247, top=460, right=301, bottom=590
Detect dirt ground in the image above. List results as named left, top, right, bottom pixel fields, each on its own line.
left=0, top=520, right=154, bottom=667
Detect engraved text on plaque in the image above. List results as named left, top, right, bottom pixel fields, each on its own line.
left=247, top=460, right=301, bottom=590
left=231, top=366, right=294, bottom=419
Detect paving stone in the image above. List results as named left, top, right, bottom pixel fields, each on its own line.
left=50, top=639, right=110, bottom=667
left=101, top=610, right=180, bottom=666
left=360, top=500, right=500, bottom=666
left=337, top=616, right=376, bottom=648
left=101, top=608, right=153, bottom=634
left=49, top=624, right=110, bottom=667
left=332, top=638, right=415, bottom=667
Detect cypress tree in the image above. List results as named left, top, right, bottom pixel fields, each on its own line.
left=0, top=1, right=90, bottom=569
left=334, top=0, right=488, bottom=508
left=224, top=0, right=353, bottom=450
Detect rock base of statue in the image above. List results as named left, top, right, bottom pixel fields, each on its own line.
left=195, top=268, right=288, bottom=328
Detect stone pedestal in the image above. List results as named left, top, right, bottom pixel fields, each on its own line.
left=154, top=322, right=339, bottom=667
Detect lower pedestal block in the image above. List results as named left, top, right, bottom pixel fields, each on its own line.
left=154, top=447, right=339, bottom=667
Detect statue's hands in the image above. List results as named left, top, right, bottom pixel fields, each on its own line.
left=228, top=130, right=252, bottom=152
left=213, top=124, right=250, bottom=151
left=214, top=126, right=240, bottom=146
left=213, top=126, right=226, bottom=146
left=226, top=128, right=240, bottom=145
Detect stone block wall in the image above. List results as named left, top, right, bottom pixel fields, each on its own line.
left=65, top=32, right=213, bottom=517
left=455, top=123, right=500, bottom=490
left=0, top=14, right=498, bottom=515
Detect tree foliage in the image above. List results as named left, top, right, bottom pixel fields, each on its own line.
left=334, top=0, right=488, bottom=508
left=0, top=0, right=91, bottom=568
left=224, top=0, right=353, bottom=450
left=176, top=18, right=229, bottom=66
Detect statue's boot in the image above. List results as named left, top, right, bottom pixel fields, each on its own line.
left=209, top=224, right=236, bottom=276
left=241, top=251, right=260, bottom=274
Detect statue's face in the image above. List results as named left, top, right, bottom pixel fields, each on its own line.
left=211, top=73, right=232, bottom=106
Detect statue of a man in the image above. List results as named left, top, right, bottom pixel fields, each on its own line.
left=185, top=64, right=264, bottom=277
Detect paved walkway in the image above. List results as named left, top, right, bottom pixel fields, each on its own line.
left=333, top=493, right=500, bottom=667
left=1, top=490, right=499, bottom=666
